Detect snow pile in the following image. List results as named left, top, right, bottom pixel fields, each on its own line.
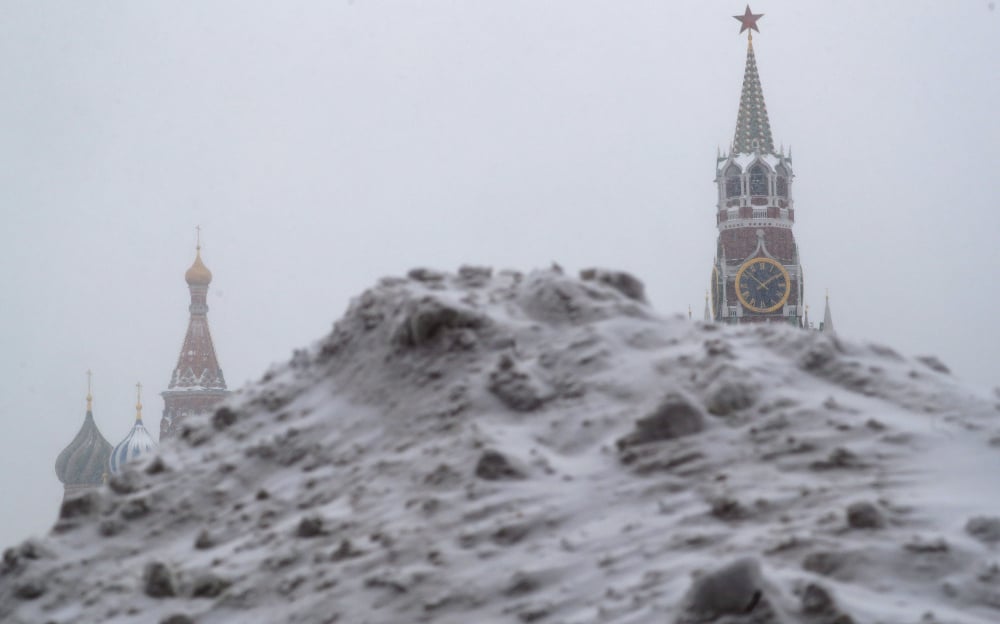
left=4, top=267, right=1000, bottom=624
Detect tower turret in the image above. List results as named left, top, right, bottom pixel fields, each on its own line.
left=709, top=7, right=805, bottom=327
left=160, top=232, right=230, bottom=439
left=822, top=290, right=836, bottom=335
left=55, top=372, right=112, bottom=499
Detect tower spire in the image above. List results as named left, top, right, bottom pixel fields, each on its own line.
left=732, top=6, right=774, bottom=155
left=86, top=369, right=93, bottom=412
left=703, top=291, right=712, bottom=322
left=823, top=289, right=836, bottom=335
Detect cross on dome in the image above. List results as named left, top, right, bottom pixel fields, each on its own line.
left=185, top=228, right=213, bottom=286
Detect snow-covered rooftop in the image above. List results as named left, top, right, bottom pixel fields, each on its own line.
left=717, top=152, right=791, bottom=175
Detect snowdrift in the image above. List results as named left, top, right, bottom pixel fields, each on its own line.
left=3, top=267, right=1000, bottom=624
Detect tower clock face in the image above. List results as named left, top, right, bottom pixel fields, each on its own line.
left=736, top=258, right=791, bottom=313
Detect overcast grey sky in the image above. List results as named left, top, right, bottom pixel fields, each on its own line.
left=1, top=1, right=997, bottom=547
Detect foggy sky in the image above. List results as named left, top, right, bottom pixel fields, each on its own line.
left=1, top=1, right=997, bottom=548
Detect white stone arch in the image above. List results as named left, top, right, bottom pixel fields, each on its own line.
left=724, top=163, right=743, bottom=198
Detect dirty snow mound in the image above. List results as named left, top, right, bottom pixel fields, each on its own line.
left=3, top=267, right=1000, bottom=624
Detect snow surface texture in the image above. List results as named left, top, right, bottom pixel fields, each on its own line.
left=4, top=267, right=1000, bottom=624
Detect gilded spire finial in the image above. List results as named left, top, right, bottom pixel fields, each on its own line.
left=135, top=382, right=143, bottom=421
left=86, top=369, right=93, bottom=411
left=196, top=225, right=202, bottom=252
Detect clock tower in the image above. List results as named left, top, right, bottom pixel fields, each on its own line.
left=710, top=7, right=804, bottom=326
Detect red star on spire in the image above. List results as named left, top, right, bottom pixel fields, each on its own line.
left=733, top=5, right=764, bottom=35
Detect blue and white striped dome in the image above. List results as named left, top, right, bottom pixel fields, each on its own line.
left=109, top=385, right=158, bottom=474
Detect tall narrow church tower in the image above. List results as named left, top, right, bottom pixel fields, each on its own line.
left=710, top=8, right=804, bottom=326
left=160, top=238, right=229, bottom=438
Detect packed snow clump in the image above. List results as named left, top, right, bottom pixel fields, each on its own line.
left=3, top=267, right=1000, bottom=624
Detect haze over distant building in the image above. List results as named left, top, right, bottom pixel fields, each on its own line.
left=54, top=241, right=231, bottom=504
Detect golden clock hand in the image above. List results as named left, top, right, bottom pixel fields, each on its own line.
left=760, top=273, right=782, bottom=288
left=745, top=273, right=767, bottom=288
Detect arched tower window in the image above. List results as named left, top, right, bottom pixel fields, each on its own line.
left=724, top=165, right=741, bottom=198
left=776, top=165, right=789, bottom=198
left=749, top=164, right=768, bottom=196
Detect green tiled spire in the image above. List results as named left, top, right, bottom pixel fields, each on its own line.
left=732, top=38, right=775, bottom=154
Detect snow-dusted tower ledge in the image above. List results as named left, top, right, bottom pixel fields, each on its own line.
left=160, top=240, right=229, bottom=439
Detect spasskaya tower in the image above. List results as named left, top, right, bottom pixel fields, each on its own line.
left=710, top=7, right=804, bottom=326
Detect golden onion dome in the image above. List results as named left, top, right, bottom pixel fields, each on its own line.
left=185, top=247, right=213, bottom=286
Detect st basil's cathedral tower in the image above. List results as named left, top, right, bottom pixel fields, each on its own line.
left=709, top=8, right=807, bottom=326
left=160, top=239, right=230, bottom=439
